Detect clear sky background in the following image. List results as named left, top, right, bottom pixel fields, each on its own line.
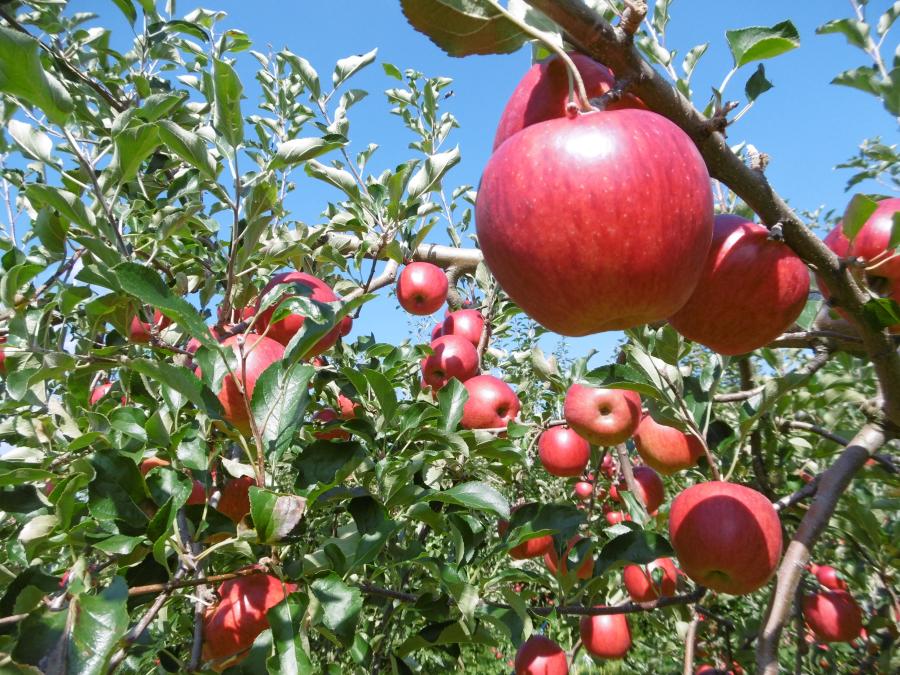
left=71, top=0, right=899, bottom=364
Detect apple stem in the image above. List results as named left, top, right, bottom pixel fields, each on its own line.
left=484, top=0, right=595, bottom=113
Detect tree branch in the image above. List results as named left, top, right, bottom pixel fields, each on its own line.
left=756, top=422, right=888, bottom=673
left=323, top=232, right=482, bottom=272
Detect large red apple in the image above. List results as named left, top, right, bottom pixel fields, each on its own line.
left=668, top=481, right=783, bottom=595
left=207, top=333, right=284, bottom=434
left=441, top=309, right=484, bottom=347
left=498, top=513, right=553, bottom=560
left=129, top=309, right=171, bottom=344
left=813, top=564, right=848, bottom=591
left=202, top=573, right=297, bottom=668
left=633, top=414, right=705, bottom=475
left=493, top=52, right=644, bottom=150
left=622, top=557, right=680, bottom=602
left=476, top=109, right=713, bottom=336
left=803, top=590, right=863, bottom=643
left=217, top=475, right=255, bottom=524
left=513, top=635, right=568, bottom=675
left=544, top=536, right=593, bottom=580
left=538, top=426, right=590, bottom=477
left=254, top=271, right=342, bottom=355
left=420, top=334, right=479, bottom=390
left=397, top=262, right=449, bottom=315
left=563, top=384, right=641, bottom=446
left=621, top=466, right=665, bottom=513
left=579, top=611, right=632, bottom=659
left=668, top=215, right=810, bottom=355
left=460, top=374, right=520, bottom=429
left=846, top=197, right=900, bottom=280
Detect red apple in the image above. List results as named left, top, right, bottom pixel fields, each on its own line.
left=217, top=476, right=255, bottom=524
left=460, top=374, right=520, bottom=429
left=623, top=557, right=680, bottom=602
left=563, top=384, right=641, bottom=446
left=846, top=197, right=900, bottom=280
left=441, top=309, right=484, bottom=347
left=397, top=262, right=449, bottom=315
left=476, top=109, right=713, bottom=336
left=0, top=336, right=6, bottom=374
left=814, top=564, right=848, bottom=591
left=499, top=509, right=554, bottom=560
left=139, top=456, right=170, bottom=476
left=513, top=635, right=568, bottom=675
left=90, top=382, right=114, bottom=405
left=254, top=271, right=342, bottom=355
left=544, top=536, right=593, bottom=580
left=420, top=334, right=479, bottom=390
left=210, top=334, right=284, bottom=435
left=202, top=573, right=297, bottom=667
left=430, top=323, right=443, bottom=341
left=312, top=394, right=357, bottom=440
left=803, top=590, right=863, bottom=643
left=494, top=52, right=644, bottom=150
left=600, top=453, right=616, bottom=480
left=668, top=481, right=783, bottom=595
left=573, top=481, right=594, bottom=501
left=129, top=309, right=171, bottom=344
left=605, top=510, right=631, bottom=525
left=668, top=215, right=810, bottom=355
left=538, top=426, right=590, bottom=477
left=338, top=315, right=353, bottom=337
left=633, top=414, right=705, bottom=475
left=579, top=611, right=631, bottom=659
left=619, top=466, right=665, bottom=513
left=187, top=480, right=207, bottom=506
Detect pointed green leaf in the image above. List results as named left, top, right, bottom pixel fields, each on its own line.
left=726, top=20, right=800, bottom=67
left=399, top=0, right=528, bottom=57
left=0, top=26, right=73, bottom=123
left=431, top=481, right=509, bottom=519
left=157, top=120, right=216, bottom=178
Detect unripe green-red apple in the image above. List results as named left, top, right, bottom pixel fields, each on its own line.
left=476, top=109, right=713, bottom=336
left=441, top=309, right=484, bottom=347
left=513, top=635, right=568, bottom=675
left=397, top=262, right=448, bottom=315
left=563, top=384, right=642, bottom=446
left=255, top=271, right=342, bottom=355
left=620, top=466, right=665, bottom=513
left=202, top=573, right=297, bottom=668
left=498, top=513, right=553, bottom=560
left=544, top=536, right=593, bottom=580
left=538, top=426, right=590, bottom=477
left=623, top=557, right=680, bottom=602
left=814, top=564, right=848, bottom=591
left=668, top=481, right=782, bottom=595
left=579, top=611, right=632, bottom=659
left=668, top=215, right=810, bottom=355
left=460, top=374, right=519, bottom=429
left=129, top=309, right=171, bottom=343
left=633, top=414, right=705, bottom=475
left=574, top=481, right=594, bottom=501
left=493, top=53, right=644, bottom=150
left=217, top=475, right=255, bottom=524
left=209, top=334, right=284, bottom=435
left=803, top=590, right=863, bottom=643
left=420, top=334, right=479, bottom=390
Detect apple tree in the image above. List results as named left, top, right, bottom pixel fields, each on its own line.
left=0, top=1, right=897, bottom=673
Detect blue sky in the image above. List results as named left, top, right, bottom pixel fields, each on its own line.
left=71, top=0, right=899, bottom=364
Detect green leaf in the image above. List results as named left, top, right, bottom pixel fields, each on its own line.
left=294, top=440, right=366, bottom=493
left=111, top=123, right=160, bottom=180
left=816, top=18, right=870, bottom=50
left=862, top=296, right=900, bottom=329
left=33, top=209, right=67, bottom=257
left=682, top=43, right=709, bottom=80
left=267, top=596, right=314, bottom=675
left=362, top=367, right=398, bottom=421
left=282, top=52, right=321, bottom=99
left=109, top=0, right=138, bottom=25
left=745, top=63, right=773, bottom=101
left=595, top=530, right=674, bottom=576
left=382, top=62, right=403, bottom=80
left=26, top=185, right=96, bottom=232
left=68, top=578, right=130, bottom=675
left=399, top=0, right=528, bottom=57
left=430, top=481, right=509, bottom=519
left=652, top=0, right=672, bottom=35
left=305, top=160, right=360, bottom=199
left=157, top=120, right=216, bottom=178
left=726, top=20, right=800, bottom=67
left=127, top=358, right=223, bottom=418
left=408, top=147, right=461, bottom=200
left=438, top=378, right=468, bottom=432
left=7, top=119, right=55, bottom=164
left=841, top=193, right=879, bottom=241
left=249, top=487, right=306, bottom=544
left=878, top=2, right=900, bottom=35
left=0, top=26, right=74, bottom=124
left=269, top=137, right=345, bottom=170
left=310, top=574, right=361, bottom=648
left=332, top=48, right=378, bottom=89
left=831, top=66, right=881, bottom=96
left=212, top=57, right=244, bottom=148
left=251, top=361, right=313, bottom=457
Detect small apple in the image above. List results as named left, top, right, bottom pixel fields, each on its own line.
left=579, top=611, right=632, bottom=659
left=420, top=334, right=479, bottom=390
left=217, top=476, right=255, bottom=524
left=814, top=564, right=848, bottom=591
left=544, top=536, right=593, bottom=580
left=605, top=510, right=631, bottom=525
left=623, top=557, right=680, bottom=602
left=573, top=481, right=594, bottom=501
left=803, top=590, right=863, bottom=643
left=312, top=394, right=357, bottom=440
left=621, top=466, right=665, bottom=513
left=338, top=314, right=353, bottom=337
left=499, top=509, right=553, bottom=560
left=441, top=309, right=484, bottom=347
left=129, top=309, right=171, bottom=344
left=90, top=381, right=114, bottom=406
left=538, top=426, right=590, bottom=477
left=600, top=453, right=616, bottom=479
left=396, top=262, right=449, bottom=315
left=187, top=480, right=207, bottom=506
left=513, top=635, right=568, bottom=675
left=633, top=414, right=705, bottom=475
left=563, top=384, right=642, bottom=446
left=460, top=374, right=520, bottom=429
left=668, top=481, right=783, bottom=595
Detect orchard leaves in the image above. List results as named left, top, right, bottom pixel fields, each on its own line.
left=0, top=26, right=73, bottom=124
left=399, top=0, right=528, bottom=57
left=725, top=21, right=800, bottom=68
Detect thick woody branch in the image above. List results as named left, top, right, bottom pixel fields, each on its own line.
left=344, top=259, right=399, bottom=302
left=324, top=232, right=483, bottom=272
left=756, top=422, right=887, bottom=673
left=523, top=0, right=900, bottom=428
